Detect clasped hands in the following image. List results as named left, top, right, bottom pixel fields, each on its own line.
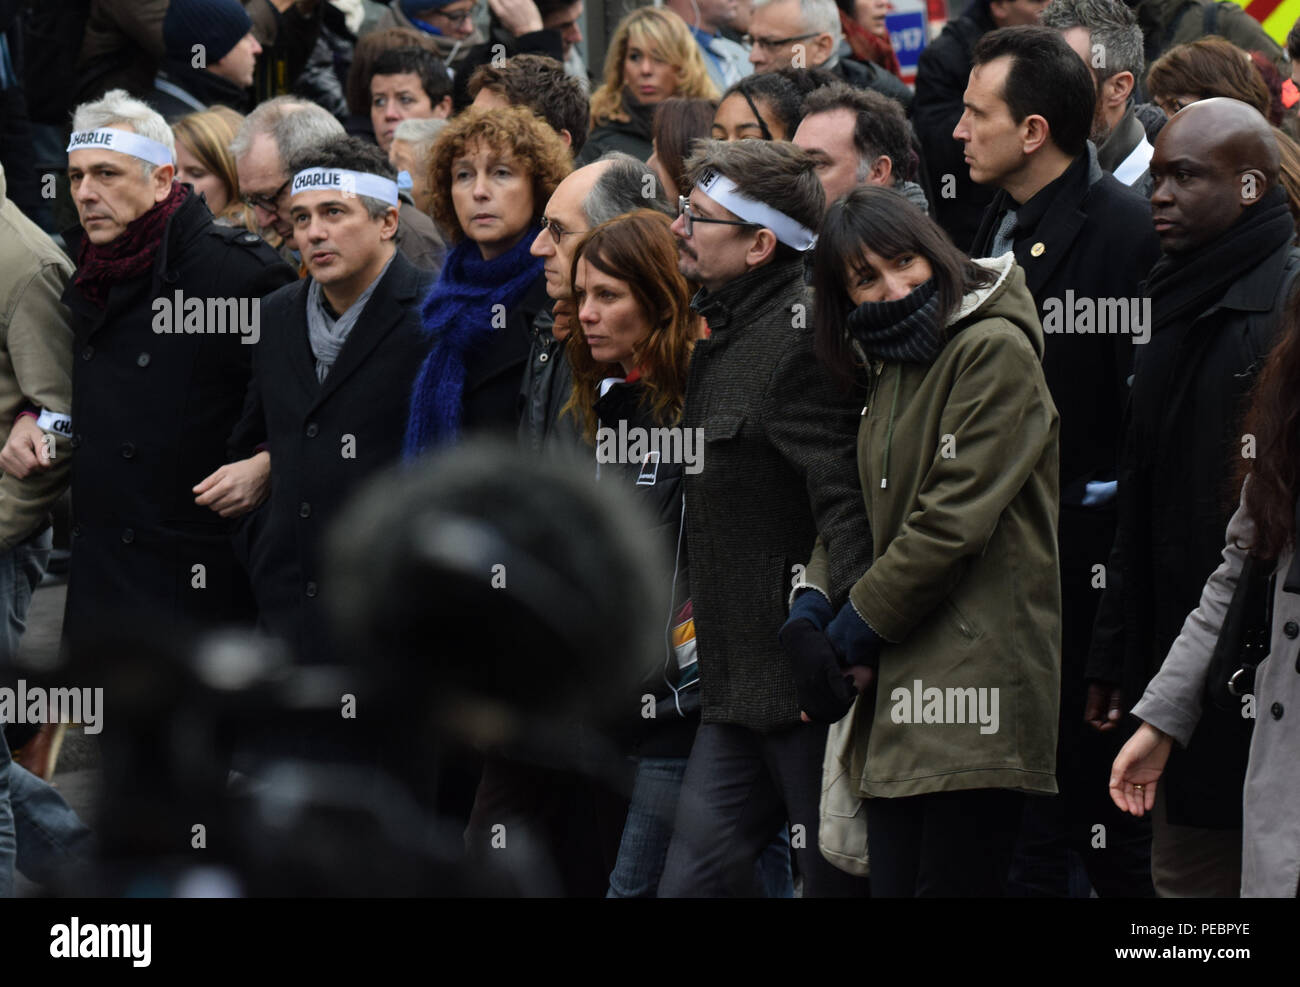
left=779, top=590, right=880, bottom=724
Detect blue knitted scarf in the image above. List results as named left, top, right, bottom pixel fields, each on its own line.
left=403, top=230, right=543, bottom=457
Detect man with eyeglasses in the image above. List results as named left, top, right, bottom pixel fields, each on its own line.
left=747, top=0, right=909, bottom=109
left=450, top=0, right=593, bottom=107
left=377, top=0, right=486, bottom=67
left=521, top=153, right=667, bottom=454
left=233, top=96, right=446, bottom=275
left=658, top=139, right=872, bottom=897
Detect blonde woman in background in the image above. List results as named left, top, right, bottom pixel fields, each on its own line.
left=171, top=107, right=260, bottom=237
left=580, top=7, right=718, bottom=164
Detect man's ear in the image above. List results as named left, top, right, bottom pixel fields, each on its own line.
left=434, top=95, right=453, bottom=119
left=1021, top=114, right=1051, bottom=156
left=380, top=205, right=401, bottom=241
left=1104, top=70, right=1134, bottom=108
left=153, top=163, right=176, bottom=202
left=747, top=227, right=778, bottom=267
left=868, top=154, right=893, bottom=186
left=559, top=128, right=573, bottom=148
left=1238, top=168, right=1267, bottom=206
left=811, top=32, right=835, bottom=66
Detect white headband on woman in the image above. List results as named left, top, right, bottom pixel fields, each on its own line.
left=66, top=128, right=174, bottom=167
left=291, top=168, right=400, bottom=207
left=696, top=169, right=818, bottom=251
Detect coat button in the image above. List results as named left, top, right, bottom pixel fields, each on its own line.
left=70, top=524, right=81, bottom=538
left=81, top=345, right=93, bottom=360
left=538, top=352, right=549, bottom=363
left=137, top=352, right=151, bottom=368
left=1286, top=621, right=1298, bottom=639
left=305, top=422, right=319, bottom=438
left=70, top=434, right=81, bottom=450
left=305, top=581, right=318, bottom=598
left=299, top=502, right=311, bottom=518
left=121, top=528, right=135, bottom=544
left=120, top=442, right=135, bottom=459
left=1271, top=702, right=1284, bottom=719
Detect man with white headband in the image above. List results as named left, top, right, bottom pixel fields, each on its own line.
left=60, top=89, right=294, bottom=653
left=214, top=137, right=435, bottom=665
left=658, top=139, right=873, bottom=897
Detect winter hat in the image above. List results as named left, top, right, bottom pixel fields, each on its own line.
left=164, top=0, right=254, bottom=65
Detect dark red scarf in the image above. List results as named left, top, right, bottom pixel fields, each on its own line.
left=74, top=182, right=190, bottom=308
left=839, top=9, right=902, bottom=78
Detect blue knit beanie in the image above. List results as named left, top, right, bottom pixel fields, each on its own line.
left=164, top=0, right=254, bottom=65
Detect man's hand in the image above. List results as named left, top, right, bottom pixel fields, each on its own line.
left=0, top=416, right=55, bottom=479
left=1084, top=680, right=1124, bottom=732
left=194, top=451, right=271, bottom=518
left=801, top=665, right=874, bottom=723
left=1109, top=721, right=1173, bottom=817
left=488, top=0, right=544, bottom=36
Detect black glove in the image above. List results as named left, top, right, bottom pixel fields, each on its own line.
left=779, top=617, right=858, bottom=724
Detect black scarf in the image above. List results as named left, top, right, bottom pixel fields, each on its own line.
left=1144, top=186, right=1295, bottom=333
left=845, top=278, right=944, bottom=364
left=618, top=86, right=658, bottom=141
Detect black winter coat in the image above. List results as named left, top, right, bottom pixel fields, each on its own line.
left=60, top=193, right=295, bottom=647
left=594, top=378, right=697, bottom=757
left=1090, top=223, right=1300, bottom=827
left=911, top=3, right=997, bottom=250
left=683, top=258, right=873, bottom=732
left=230, top=251, right=435, bottom=664
left=517, top=305, right=583, bottom=456
left=460, top=273, right=551, bottom=437
left=831, top=53, right=912, bottom=112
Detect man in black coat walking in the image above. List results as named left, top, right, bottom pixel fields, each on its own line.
left=912, top=0, right=1047, bottom=249
left=61, top=90, right=294, bottom=651
left=966, top=26, right=1162, bottom=897
left=1089, top=98, right=1300, bottom=897
left=656, top=139, right=873, bottom=897
left=212, top=137, right=434, bottom=666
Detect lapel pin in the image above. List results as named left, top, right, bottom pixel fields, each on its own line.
left=1030, top=242, right=1046, bottom=257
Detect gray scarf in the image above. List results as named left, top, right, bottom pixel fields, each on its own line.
left=306, top=253, right=395, bottom=382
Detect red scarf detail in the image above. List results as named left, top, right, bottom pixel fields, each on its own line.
left=839, top=10, right=902, bottom=78
left=74, top=182, right=190, bottom=308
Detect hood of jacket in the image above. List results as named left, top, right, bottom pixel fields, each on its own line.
left=380, top=1, right=483, bottom=62
left=948, top=252, right=1045, bottom=360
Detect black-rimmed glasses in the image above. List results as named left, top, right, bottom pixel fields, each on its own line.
left=541, top=216, right=583, bottom=242
left=242, top=176, right=292, bottom=214
left=677, top=194, right=759, bottom=238
left=741, top=31, right=819, bottom=52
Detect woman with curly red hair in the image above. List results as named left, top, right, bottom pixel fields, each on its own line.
left=404, top=105, right=572, bottom=455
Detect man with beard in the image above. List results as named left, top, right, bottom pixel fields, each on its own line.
left=1089, top=98, right=1300, bottom=897
left=1046, top=0, right=1154, bottom=197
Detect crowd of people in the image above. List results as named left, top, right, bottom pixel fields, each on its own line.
left=0, top=0, right=1297, bottom=898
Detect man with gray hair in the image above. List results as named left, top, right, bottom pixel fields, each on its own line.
left=657, top=139, right=873, bottom=896
left=61, top=89, right=294, bottom=649
left=747, top=0, right=910, bottom=108
left=520, top=153, right=668, bottom=454
left=1045, top=0, right=1154, bottom=196
left=233, top=97, right=446, bottom=274
left=389, top=117, right=448, bottom=216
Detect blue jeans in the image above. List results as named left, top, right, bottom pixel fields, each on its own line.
left=607, top=756, right=793, bottom=898
left=0, top=526, right=94, bottom=895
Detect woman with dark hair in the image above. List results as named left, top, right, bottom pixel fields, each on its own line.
left=648, top=98, right=717, bottom=199
left=791, top=185, right=1062, bottom=896
left=710, top=72, right=803, bottom=141
left=1110, top=288, right=1300, bottom=897
left=1147, top=38, right=1274, bottom=123
left=563, top=209, right=698, bottom=897
left=404, top=106, right=571, bottom=455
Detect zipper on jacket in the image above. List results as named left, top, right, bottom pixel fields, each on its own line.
left=864, top=360, right=884, bottom=416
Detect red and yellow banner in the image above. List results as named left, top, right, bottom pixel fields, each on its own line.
left=1245, top=0, right=1300, bottom=45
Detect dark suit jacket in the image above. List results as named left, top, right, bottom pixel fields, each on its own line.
left=231, top=250, right=435, bottom=663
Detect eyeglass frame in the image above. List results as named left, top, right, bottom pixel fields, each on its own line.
left=541, top=216, right=584, bottom=243
left=677, top=194, right=760, bottom=238
left=242, top=176, right=292, bottom=215
left=741, top=31, right=820, bottom=53
left=419, top=2, right=481, bottom=26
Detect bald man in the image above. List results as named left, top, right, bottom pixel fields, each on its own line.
left=1088, top=98, right=1300, bottom=898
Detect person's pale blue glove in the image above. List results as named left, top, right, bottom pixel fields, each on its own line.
left=826, top=601, right=883, bottom=668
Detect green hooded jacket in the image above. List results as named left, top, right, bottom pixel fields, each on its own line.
left=806, top=254, right=1062, bottom=798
